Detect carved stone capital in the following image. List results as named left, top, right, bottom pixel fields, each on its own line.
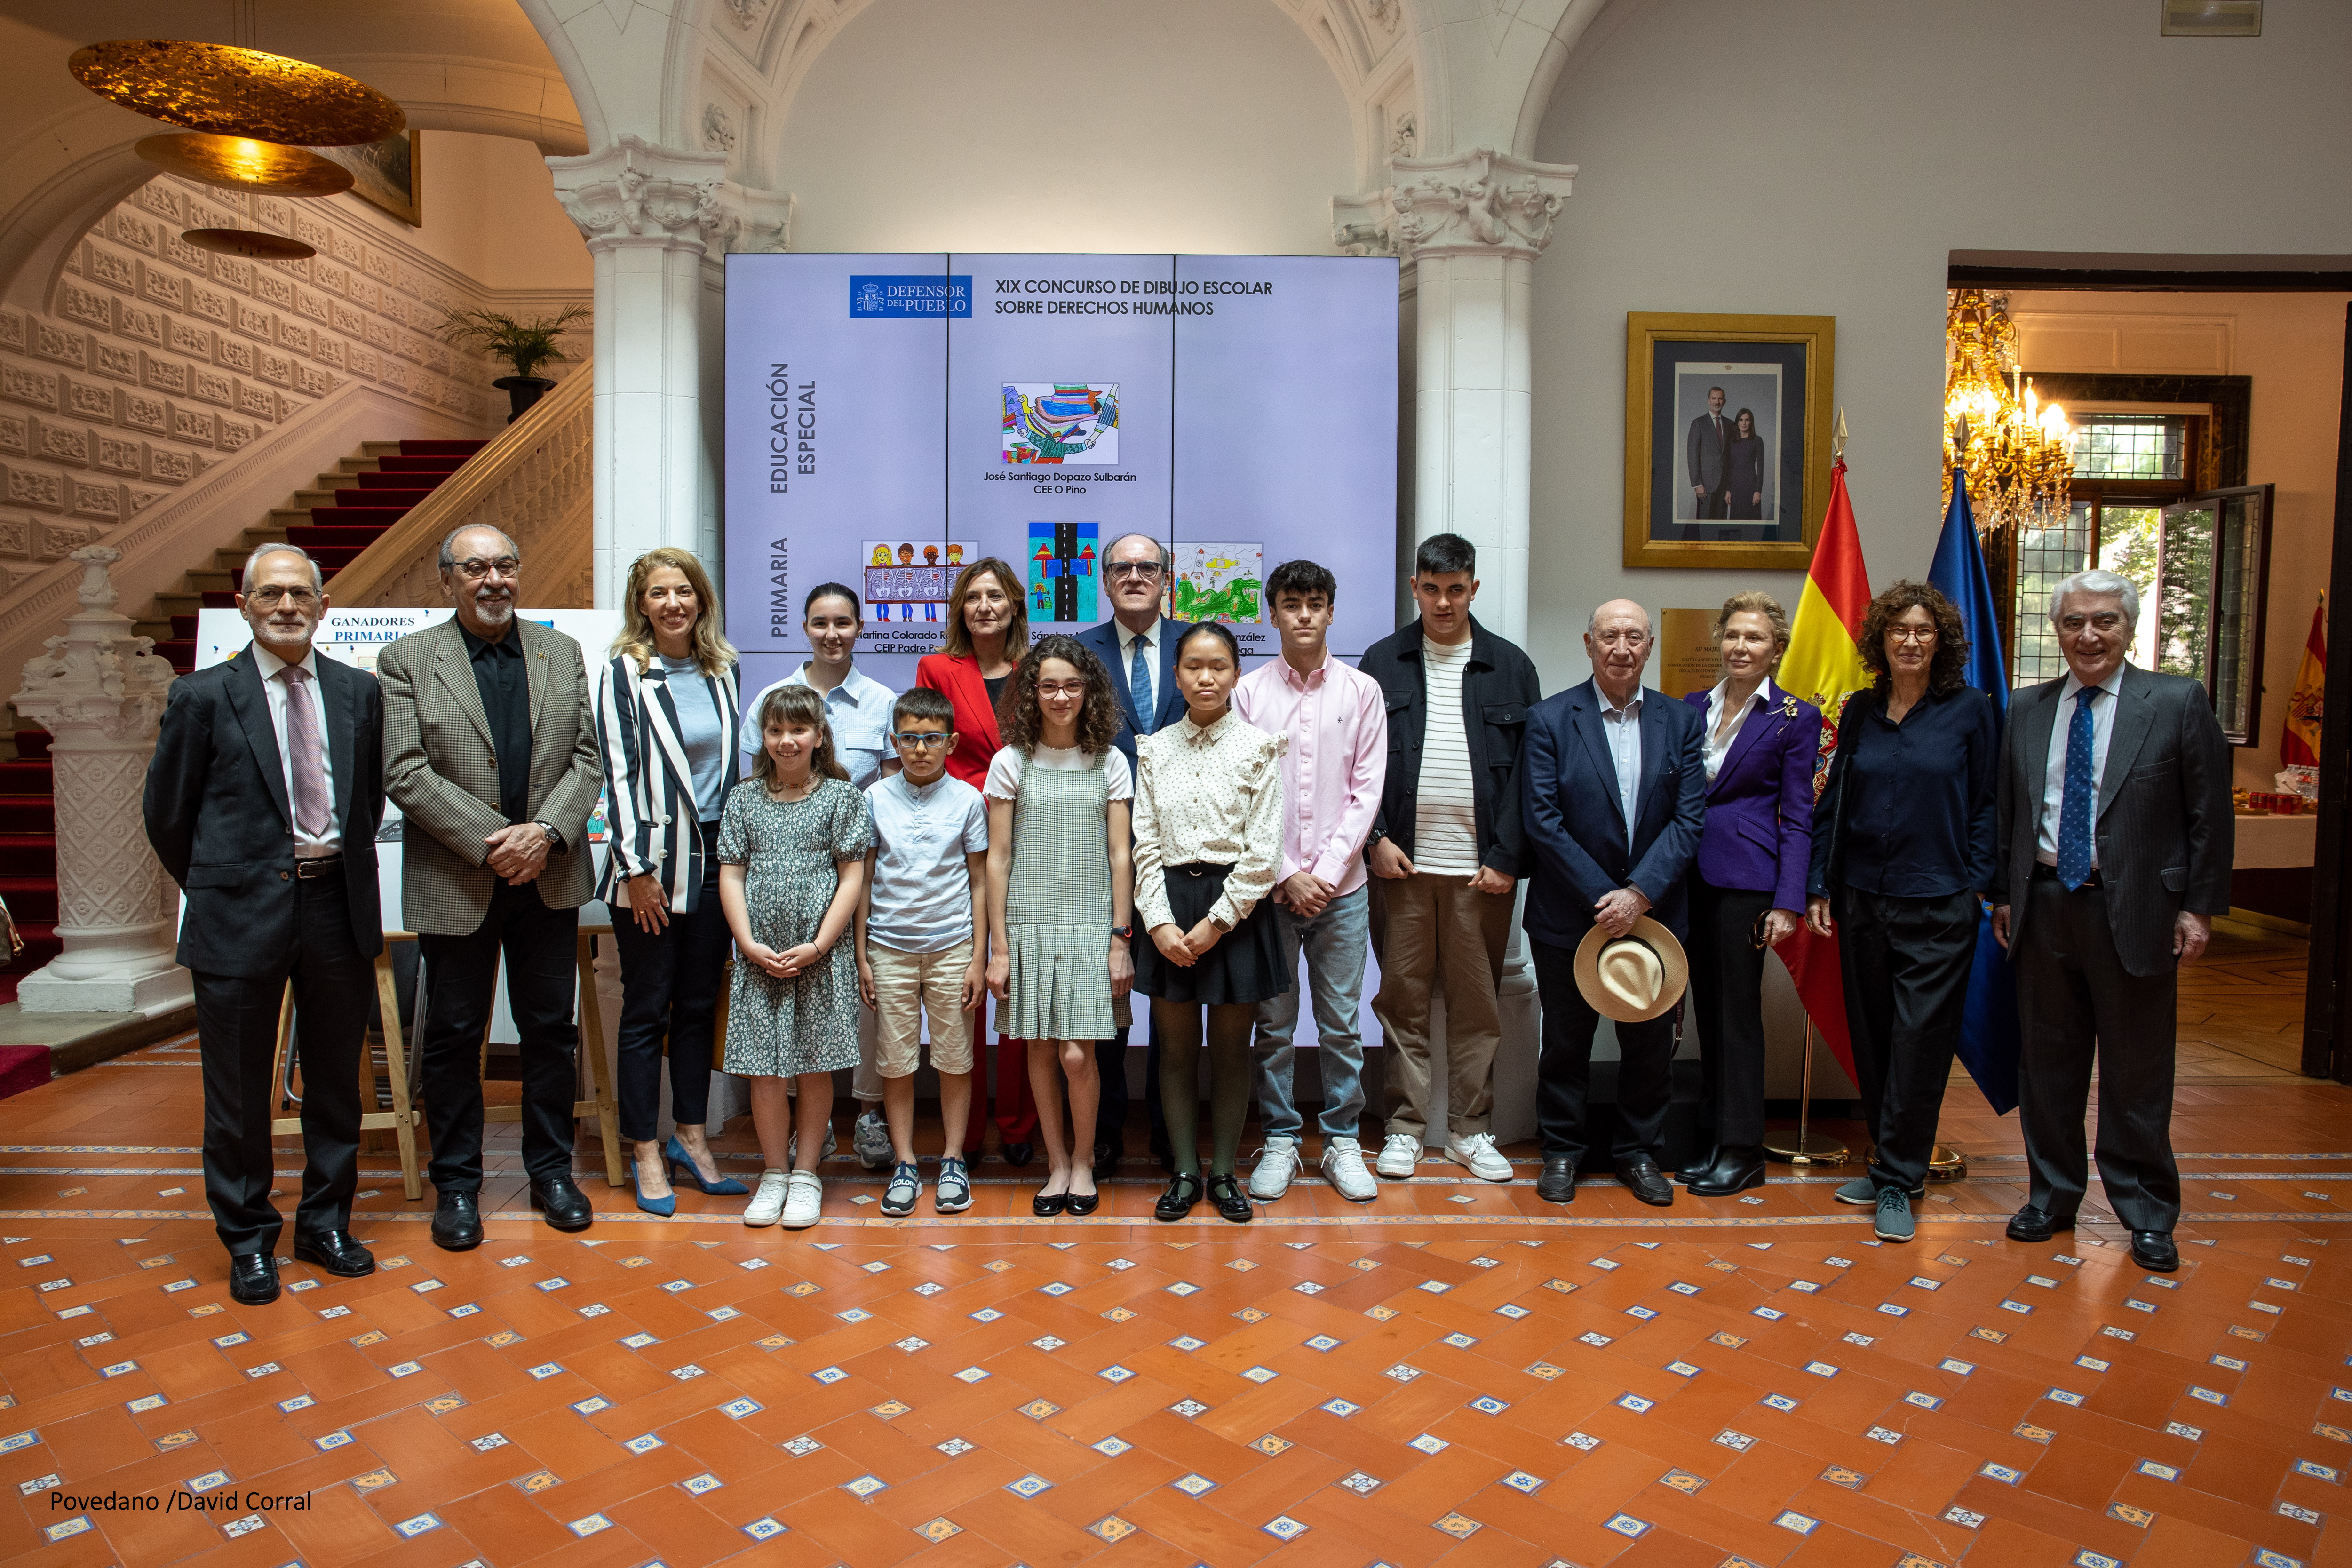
left=548, top=134, right=794, bottom=256
left=11, top=546, right=175, bottom=747
left=1380, top=148, right=1577, bottom=263
left=1331, top=191, right=1399, bottom=259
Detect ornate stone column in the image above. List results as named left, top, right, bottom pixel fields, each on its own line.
left=1335, top=148, right=1576, bottom=647
left=1335, top=150, right=1575, bottom=1145
left=10, top=546, right=187, bottom=1013
left=548, top=135, right=794, bottom=606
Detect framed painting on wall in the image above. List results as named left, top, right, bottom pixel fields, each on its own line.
left=1623, top=312, right=1834, bottom=570
left=315, top=131, right=423, bottom=227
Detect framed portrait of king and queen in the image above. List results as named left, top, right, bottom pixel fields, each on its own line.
left=1623, top=313, right=1835, bottom=570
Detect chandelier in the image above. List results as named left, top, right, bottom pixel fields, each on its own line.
left=1943, top=288, right=2072, bottom=534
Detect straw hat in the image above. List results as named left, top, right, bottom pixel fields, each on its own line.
left=1572, top=916, right=1690, bottom=1023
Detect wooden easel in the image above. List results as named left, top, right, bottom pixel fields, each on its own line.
left=269, top=936, right=423, bottom=1201
left=471, top=930, right=627, bottom=1187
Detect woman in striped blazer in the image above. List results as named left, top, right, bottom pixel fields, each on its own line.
left=593, top=547, right=749, bottom=1214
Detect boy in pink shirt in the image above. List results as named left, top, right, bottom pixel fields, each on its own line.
left=1230, top=560, right=1388, bottom=1201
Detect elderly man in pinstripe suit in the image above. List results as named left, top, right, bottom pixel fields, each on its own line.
left=379, top=523, right=604, bottom=1250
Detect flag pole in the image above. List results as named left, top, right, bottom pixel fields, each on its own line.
left=1763, top=1019, right=1847, bottom=1166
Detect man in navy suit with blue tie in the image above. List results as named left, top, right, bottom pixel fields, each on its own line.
left=1073, top=532, right=1192, bottom=1177
left=1521, top=600, right=1706, bottom=1206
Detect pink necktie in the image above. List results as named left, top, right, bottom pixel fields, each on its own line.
left=279, top=665, right=331, bottom=838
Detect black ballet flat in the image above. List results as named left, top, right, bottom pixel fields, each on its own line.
left=1065, top=1186, right=1100, bottom=1217
left=1153, top=1172, right=1202, bottom=1222
left=1032, top=1189, right=1067, bottom=1218
left=1207, top=1173, right=1253, bottom=1224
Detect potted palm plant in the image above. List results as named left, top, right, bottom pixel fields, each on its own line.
left=438, top=304, right=589, bottom=423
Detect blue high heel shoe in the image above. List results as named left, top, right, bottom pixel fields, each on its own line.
left=632, top=1166, right=676, bottom=1217
left=666, top=1135, right=749, bottom=1196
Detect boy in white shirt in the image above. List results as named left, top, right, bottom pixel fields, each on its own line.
left=855, top=688, right=989, bottom=1216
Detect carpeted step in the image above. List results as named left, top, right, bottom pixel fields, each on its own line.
left=172, top=615, right=197, bottom=640
left=285, top=525, right=393, bottom=549
left=0, top=798, right=53, bottom=832
left=0, top=759, right=51, bottom=796
left=322, top=489, right=436, bottom=511
left=374, top=455, right=470, bottom=476
left=0, top=1044, right=48, bottom=1102
left=304, top=507, right=413, bottom=531
left=13, top=730, right=48, bottom=760
left=0, top=880, right=59, bottom=923
left=0, top=833, right=53, bottom=877
left=398, top=439, right=489, bottom=457
left=155, top=641, right=196, bottom=672
left=355, top=468, right=459, bottom=489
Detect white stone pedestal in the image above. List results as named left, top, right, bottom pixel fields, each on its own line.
left=10, top=547, right=189, bottom=1014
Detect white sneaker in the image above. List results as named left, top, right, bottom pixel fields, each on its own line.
left=780, top=1170, right=824, bottom=1229
left=1321, top=1137, right=1377, bottom=1202
left=1247, top=1137, right=1302, bottom=1202
left=1374, top=1132, right=1422, bottom=1179
left=1444, top=1131, right=1514, bottom=1183
left=743, top=1170, right=788, bottom=1226
left=785, top=1126, right=838, bottom=1167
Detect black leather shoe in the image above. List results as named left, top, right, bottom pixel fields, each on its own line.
left=1676, top=1146, right=1720, bottom=1185
left=430, top=1191, right=483, bottom=1252
left=1091, top=1141, right=1119, bottom=1183
left=1536, top=1156, right=1577, bottom=1203
left=229, top=1252, right=280, bottom=1305
left=1618, top=1158, right=1674, bottom=1207
left=1207, top=1173, right=1252, bottom=1223
left=1032, top=1189, right=1067, bottom=1218
left=1685, top=1146, right=1767, bottom=1198
left=1154, top=1172, right=1202, bottom=1222
left=1002, top=1142, right=1035, bottom=1170
left=2004, top=1205, right=2077, bottom=1243
left=2130, top=1230, right=2179, bottom=1273
left=293, top=1231, right=375, bottom=1278
left=530, top=1176, right=594, bottom=1233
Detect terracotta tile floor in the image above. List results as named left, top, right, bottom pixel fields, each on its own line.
left=3, top=927, right=2348, bottom=1567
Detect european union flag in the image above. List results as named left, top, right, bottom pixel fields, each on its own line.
left=1929, top=474, right=2021, bottom=1116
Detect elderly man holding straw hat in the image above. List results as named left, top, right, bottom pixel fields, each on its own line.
left=1521, top=600, right=1707, bottom=1205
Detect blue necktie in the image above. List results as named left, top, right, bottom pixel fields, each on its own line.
left=2057, top=686, right=2099, bottom=890
left=1129, top=633, right=1152, bottom=727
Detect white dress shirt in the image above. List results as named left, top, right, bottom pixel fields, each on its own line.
left=743, top=661, right=896, bottom=791
left=2037, top=664, right=2127, bottom=866
left=1594, top=677, right=1643, bottom=849
left=1115, top=615, right=1162, bottom=724
left=249, top=641, right=340, bottom=854
left=1701, top=678, right=1769, bottom=784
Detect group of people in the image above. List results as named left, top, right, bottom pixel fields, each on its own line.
left=144, top=514, right=2230, bottom=1305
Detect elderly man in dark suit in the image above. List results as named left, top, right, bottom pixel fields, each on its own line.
left=1073, top=531, right=1192, bottom=1177
left=1521, top=599, right=1707, bottom=1206
left=1991, top=567, right=2232, bottom=1274
left=145, top=543, right=386, bottom=1305
left=1686, top=385, right=1732, bottom=519
left=379, top=523, right=603, bottom=1250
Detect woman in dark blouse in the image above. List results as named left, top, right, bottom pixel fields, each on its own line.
left=1805, top=580, right=1995, bottom=1244
left=1725, top=408, right=1767, bottom=520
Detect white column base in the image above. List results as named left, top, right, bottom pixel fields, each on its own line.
left=18, top=961, right=192, bottom=1016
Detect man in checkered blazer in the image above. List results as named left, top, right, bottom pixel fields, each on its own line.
left=379, top=523, right=603, bottom=1250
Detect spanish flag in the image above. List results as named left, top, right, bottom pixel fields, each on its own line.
left=2283, top=597, right=2324, bottom=769
left=1773, top=456, right=1871, bottom=1084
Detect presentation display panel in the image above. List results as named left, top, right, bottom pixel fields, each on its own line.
left=724, top=252, right=1399, bottom=677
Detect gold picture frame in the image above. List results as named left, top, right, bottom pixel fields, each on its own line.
left=314, top=130, right=422, bottom=227
left=1624, top=311, right=1834, bottom=570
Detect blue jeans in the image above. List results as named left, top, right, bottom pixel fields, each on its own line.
left=1250, top=885, right=1370, bottom=1140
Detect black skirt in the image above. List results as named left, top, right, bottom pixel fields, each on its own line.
left=1135, top=862, right=1291, bottom=1006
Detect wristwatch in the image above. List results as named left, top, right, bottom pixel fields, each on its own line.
left=1109, top=924, right=1132, bottom=940
left=536, top=820, right=566, bottom=853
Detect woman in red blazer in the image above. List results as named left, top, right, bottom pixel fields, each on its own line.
left=915, top=559, right=1036, bottom=1162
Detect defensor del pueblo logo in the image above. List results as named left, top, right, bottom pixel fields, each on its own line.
left=1002, top=383, right=1118, bottom=465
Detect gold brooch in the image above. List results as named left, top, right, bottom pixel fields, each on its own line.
left=1780, top=695, right=1800, bottom=717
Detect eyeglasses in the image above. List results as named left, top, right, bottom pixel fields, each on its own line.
left=1886, top=625, right=1937, bottom=645
left=2057, top=613, right=2127, bottom=633
left=890, top=732, right=952, bottom=749
left=1036, top=681, right=1088, bottom=698
left=246, top=585, right=319, bottom=608
left=1105, top=562, right=1161, bottom=579
left=451, top=557, right=520, bottom=581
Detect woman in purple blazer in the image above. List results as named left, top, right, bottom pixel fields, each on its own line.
left=1679, top=592, right=1822, bottom=1197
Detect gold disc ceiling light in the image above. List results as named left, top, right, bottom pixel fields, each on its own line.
left=71, top=40, right=405, bottom=260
